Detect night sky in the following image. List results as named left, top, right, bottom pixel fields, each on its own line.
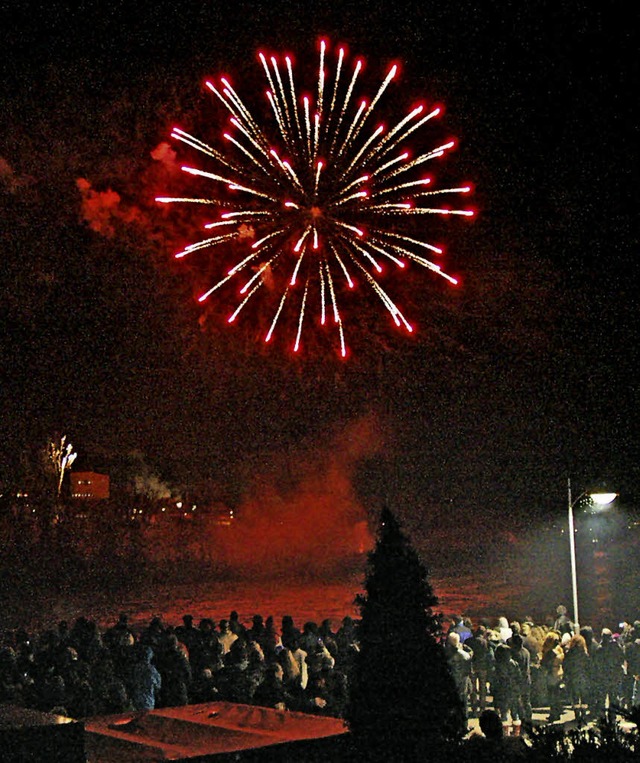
left=1, top=1, right=637, bottom=543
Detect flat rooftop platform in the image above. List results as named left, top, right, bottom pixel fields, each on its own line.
left=85, top=701, right=349, bottom=761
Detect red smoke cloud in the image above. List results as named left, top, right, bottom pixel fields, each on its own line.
left=76, top=178, right=124, bottom=236
left=75, top=141, right=183, bottom=240
left=212, top=414, right=382, bottom=574
left=0, top=156, right=34, bottom=194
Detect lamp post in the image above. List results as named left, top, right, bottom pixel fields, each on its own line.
left=567, top=478, right=617, bottom=631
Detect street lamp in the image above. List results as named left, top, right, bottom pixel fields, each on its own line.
left=567, top=478, right=617, bottom=631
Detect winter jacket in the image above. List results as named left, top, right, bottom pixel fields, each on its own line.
left=131, top=647, right=161, bottom=710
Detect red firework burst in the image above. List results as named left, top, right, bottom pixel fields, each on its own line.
left=156, top=39, right=474, bottom=358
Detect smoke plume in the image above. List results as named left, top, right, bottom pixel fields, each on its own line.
left=212, top=414, right=383, bottom=575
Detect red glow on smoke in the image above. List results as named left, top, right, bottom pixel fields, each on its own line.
left=210, top=415, right=381, bottom=573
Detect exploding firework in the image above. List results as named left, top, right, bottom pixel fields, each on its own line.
left=157, top=40, right=473, bottom=358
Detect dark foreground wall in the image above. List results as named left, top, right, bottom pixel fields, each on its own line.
left=0, top=706, right=85, bottom=763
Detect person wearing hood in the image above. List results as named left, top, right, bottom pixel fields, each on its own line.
left=131, top=646, right=161, bottom=711
left=496, top=617, right=513, bottom=643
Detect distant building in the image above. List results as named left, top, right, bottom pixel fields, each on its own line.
left=70, top=472, right=110, bottom=500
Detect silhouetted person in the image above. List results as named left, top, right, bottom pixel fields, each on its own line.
left=261, top=615, right=279, bottom=661
left=592, top=627, right=624, bottom=718
left=246, top=614, right=266, bottom=648
left=131, top=646, right=161, bottom=711
left=216, top=619, right=238, bottom=656
left=624, top=622, right=640, bottom=708
left=253, top=663, right=287, bottom=710
left=318, top=619, right=338, bottom=658
left=445, top=631, right=472, bottom=721
left=492, top=643, right=522, bottom=735
left=509, top=633, right=532, bottom=726
left=466, top=625, right=493, bottom=716
left=541, top=631, right=564, bottom=722
left=175, top=614, right=201, bottom=656
left=281, top=615, right=300, bottom=650
left=193, top=618, right=223, bottom=674
left=563, top=633, right=591, bottom=724
left=156, top=634, right=191, bottom=707
left=464, top=709, right=527, bottom=760
left=104, top=612, right=134, bottom=651
left=229, top=611, right=246, bottom=639
left=450, top=614, right=473, bottom=643
left=554, top=605, right=574, bottom=636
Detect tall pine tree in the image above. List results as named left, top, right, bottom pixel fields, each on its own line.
left=346, top=506, right=465, bottom=759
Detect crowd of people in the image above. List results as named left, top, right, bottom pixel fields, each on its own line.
left=0, top=611, right=356, bottom=720
left=0, top=604, right=639, bottom=740
left=444, top=606, right=640, bottom=736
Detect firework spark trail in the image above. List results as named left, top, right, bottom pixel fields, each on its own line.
left=329, top=55, right=362, bottom=158
left=266, top=287, right=289, bottom=343
left=323, top=45, right=344, bottom=145
left=284, top=56, right=303, bottom=148
left=319, top=262, right=327, bottom=326
left=157, top=39, right=473, bottom=357
left=294, top=278, right=310, bottom=353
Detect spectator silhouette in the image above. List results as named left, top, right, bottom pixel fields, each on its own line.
left=463, top=709, right=527, bottom=760
left=131, top=645, right=161, bottom=711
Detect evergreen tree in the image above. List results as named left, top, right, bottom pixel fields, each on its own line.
left=346, top=506, right=465, bottom=759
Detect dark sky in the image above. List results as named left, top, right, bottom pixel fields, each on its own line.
left=1, top=1, right=637, bottom=534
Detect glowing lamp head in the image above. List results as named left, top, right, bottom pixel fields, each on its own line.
left=590, top=492, right=617, bottom=506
